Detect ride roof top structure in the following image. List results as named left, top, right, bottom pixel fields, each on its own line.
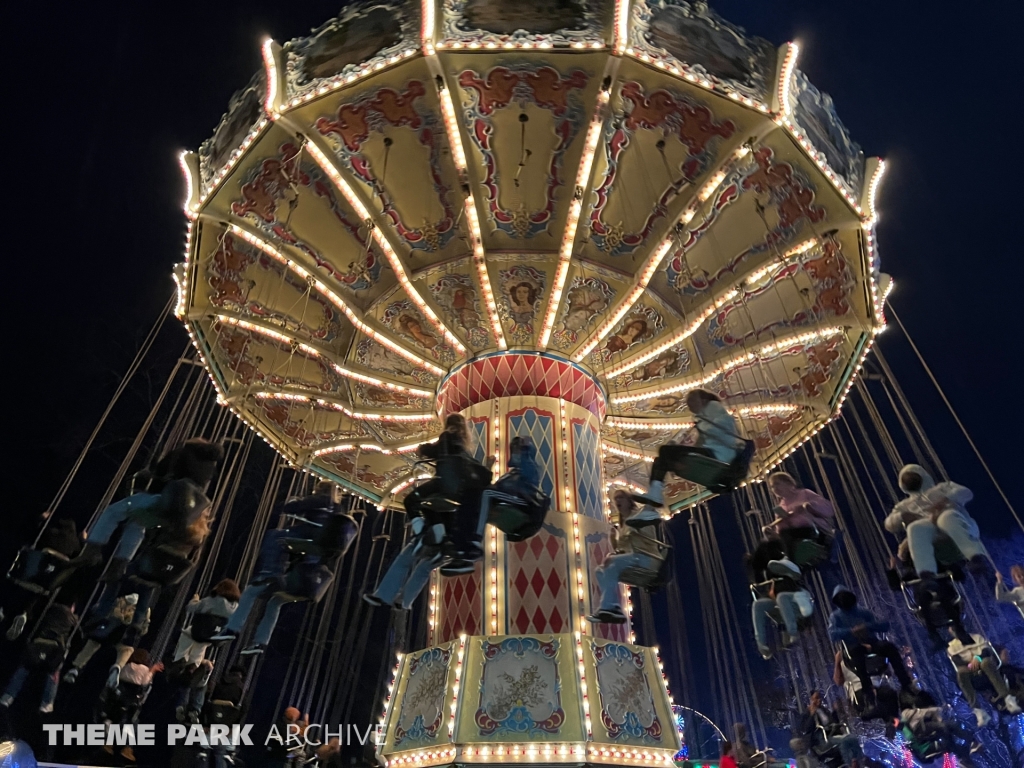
left=176, top=0, right=889, bottom=513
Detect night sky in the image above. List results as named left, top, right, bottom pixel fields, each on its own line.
left=3, top=0, right=1022, bottom=756
left=8, top=1, right=1020, bottom=529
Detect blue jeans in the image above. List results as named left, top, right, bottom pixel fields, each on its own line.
left=89, top=494, right=160, bottom=547
left=595, top=553, right=645, bottom=612
left=4, top=666, right=59, bottom=709
left=753, top=594, right=798, bottom=646
left=225, top=586, right=293, bottom=646
left=372, top=540, right=439, bottom=609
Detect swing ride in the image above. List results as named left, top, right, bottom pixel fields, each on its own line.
left=168, top=0, right=896, bottom=764
left=6, top=2, right=1022, bottom=768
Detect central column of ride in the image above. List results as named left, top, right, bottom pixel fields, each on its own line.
left=378, top=353, right=680, bottom=768
left=431, top=352, right=624, bottom=646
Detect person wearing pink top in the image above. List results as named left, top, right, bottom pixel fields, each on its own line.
left=767, top=472, right=835, bottom=547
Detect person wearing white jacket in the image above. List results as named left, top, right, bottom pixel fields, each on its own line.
left=885, top=464, right=990, bottom=578
left=630, top=389, right=744, bottom=525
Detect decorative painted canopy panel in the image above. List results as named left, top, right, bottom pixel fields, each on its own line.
left=177, top=0, right=888, bottom=509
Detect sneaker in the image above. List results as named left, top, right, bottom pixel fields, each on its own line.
left=440, top=559, right=477, bottom=576
left=175, top=705, right=187, bottom=722
left=63, top=667, right=80, bottom=684
left=625, top=506, right=663, bottom=529
left=757, top=644, right=772, bottom=660
left=0, top=694, right=13, bottom=707
left=106, top=665, right=121, bottom=689
left=587, top=608, right=627, bottom=625
left=767, top=558, right=801, bottom=579
left=240, top=643, right=265, bottom=656
left=362, top=593, right=386, bottom=607
left=1005, top=695, right=1022, bottom=715
left=39, top=701, right=54, bottom=714
left=6, top=613, right=27, bottom=641
left=187, top=709, right=201, bottom=724
left=209, top=629, right=239, bottom=642
left=973, top=707, right=991, bottom=727
left=781, top=631, right=797, bottom=649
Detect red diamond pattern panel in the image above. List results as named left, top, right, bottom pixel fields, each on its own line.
left=437, top=567, right=482, bottom=643
left=587, top=537, right=631, bottom=643
left=506, top=528, right=570, bottom=635
left=437, top=354, right=606, bottom=418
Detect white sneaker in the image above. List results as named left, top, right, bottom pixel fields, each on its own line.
left=0, top=694, right=13, bottom=708
left=40, top=701, right=54, bottom=714
left=626, top=506, right=663, bottom=528
left=6, top=613, right=26, bottom=641
left=973, top=707, right=991, bottom=727
left=106, top=665, right=121, bottom=690
left=63, top=667, right=79, bottom=684
left=1005, top=695, right=1022, bottom=714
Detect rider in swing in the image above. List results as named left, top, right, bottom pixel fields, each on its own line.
left=631, top=389, right=744, bottom=525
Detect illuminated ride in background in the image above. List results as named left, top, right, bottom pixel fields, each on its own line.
left=172, top=1, right=892, bottom=766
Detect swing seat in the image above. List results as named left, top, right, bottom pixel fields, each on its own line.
left=277, top=563, right=334, bottom=602
left=841, top=640, right=889, bottom=678
left=902, top=574, right=962, bottom=630
left=133, top=544, right=195, bottom=586
left=677, top=440, right=755, bottom=493
left=620, top=534, right=673, bottom=592
left=790, top=538, right=829, bottom=568
left=189, top=612, right=229, bottom=643
left=7, top=547, right=71, bottom=594
left=484, top=488, right=550, bottom=542
left=318, top=513, right=358, bottom=557
left=205, top=700, right=243, bottom=727
left=83, top=613, right=129, bottom=644
left=100, top=681, right=150, bottom=723
left=281, top=536, right=319, bottom=557
left=24, top=638, right=66, bottom=672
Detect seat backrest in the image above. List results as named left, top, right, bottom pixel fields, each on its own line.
left=841, top=640, right=889, bottom=677
left=190, top=612, right=229, bottom=643
left=279, top=563, right=334, bottom=603
left=487, top=493, right=549, bottom=543
left=790, top=538, right=829, bottom=568
left=134, top=544, right=195, bottom=586
left=117, top=682, right=150, bottom=706
left=7, top=547, right=69, bottom=594
left=206, top=700, right=243, bottom=727
left=621, top=541, right=673, bottom=592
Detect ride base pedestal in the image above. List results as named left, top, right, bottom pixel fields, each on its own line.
left=378, top=632, right=679, bottom=768
left=378, top=355, right=679, bottom=767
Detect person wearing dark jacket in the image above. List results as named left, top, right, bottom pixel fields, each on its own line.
left=828, top=585, right=915, bottom=702
left=75, top=440, right=223, bottom=583
left=4, top=519, right=82, bottom=641
left=214, top=482, right=355, bottom=654
left=885, top=554, right=971, bottom=649
left=798, top=690, right=862, bottom=768
left=412, top=414, right=492, bottom=574
left=366, top=416, right=492, bottom=604
left=1, top=603, right=76, bottom=712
